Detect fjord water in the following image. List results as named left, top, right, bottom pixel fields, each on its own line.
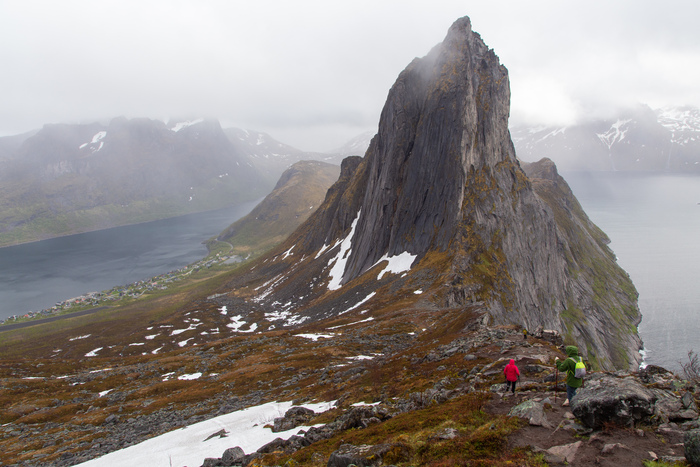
left=0, top=200, right=259, bottom=321
left=564, top=172, right=700, bottom=372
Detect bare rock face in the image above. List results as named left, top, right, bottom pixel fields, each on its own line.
left=225, top=16, right=642, bottom=370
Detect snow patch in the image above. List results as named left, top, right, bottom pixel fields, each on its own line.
left=70, top=334, right=92, bottom=341
left=74, top=400, right=335, bottom=467
left=338, top=292, right=375, bottom=315
left=373, top=251, right=417, bottom=280
left=170, top=118, right=204, bottom=132
left=295, top=333, right=335, bottom=341
left=327, top=317, right=375, bottom=330
left=85, top=348, right=103, bottom=357
left=327, top=210, right=361, bottom=290
left=178, top=372, right=202, bottom=381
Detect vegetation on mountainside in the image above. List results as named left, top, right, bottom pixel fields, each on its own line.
left=529, top=174, right=640, bottom=370
left=210, top=161, right=340, bottom=258
left=0, top=179, right=261, bottom=248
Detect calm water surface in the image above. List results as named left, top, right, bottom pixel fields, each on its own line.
left=1, top=175, right=697, bottom=371
left=564, top=172, right=700, bottom=371
left=0, top=200, right=259, bottom=320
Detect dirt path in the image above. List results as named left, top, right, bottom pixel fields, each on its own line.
left=486, top=388, right=687, bottom=465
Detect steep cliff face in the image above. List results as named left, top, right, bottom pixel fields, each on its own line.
left=220, top=17, right=642, bottom=370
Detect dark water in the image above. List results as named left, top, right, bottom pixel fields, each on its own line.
left=0, top=200, right=259, bottom=320
left=563, top=172, right=700, bottom=371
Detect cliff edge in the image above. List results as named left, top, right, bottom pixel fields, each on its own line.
left=218, top=16, right=642, bottom=370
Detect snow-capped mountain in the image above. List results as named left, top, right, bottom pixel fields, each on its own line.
left=330, top=130, right=374, bottom=158
left=511, top=105, right=700, bottom=173
left=0, top=117, right=270, bottom=246
left=223, top=127, right=351, bottom=185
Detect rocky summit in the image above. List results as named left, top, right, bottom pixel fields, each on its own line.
left=213, top=17, right=641, bottom=370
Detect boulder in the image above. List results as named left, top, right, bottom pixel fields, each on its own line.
left=651, top=388, right=700, bottom=423
left=685, top=429, right=700, bottom=466
left=221, top=446, right=246, bottom=465
left=571, top=374, right=656, bottom=429
left=201, top=458, right=224, bottom=467
left=326, top=443, right=394, bottom=467
left=508, top=399, right=552, bottom=428
left=541, top=441, right=582, bottom=464
left=272, top=406, right=315, bottom=432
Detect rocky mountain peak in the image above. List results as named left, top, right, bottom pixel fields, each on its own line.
left=218, top=16, right=641, bottom=370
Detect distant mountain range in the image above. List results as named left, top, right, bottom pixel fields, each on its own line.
left=0, top=118, right=366, bottom=247
left=511, top=105, right=700, bottom=173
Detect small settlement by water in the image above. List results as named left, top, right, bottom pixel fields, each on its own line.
left=0, top=252, right=243, bottom=325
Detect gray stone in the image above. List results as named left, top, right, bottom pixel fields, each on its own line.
left=201, top=458, right=224, bottom=467
left=272, top=406, right=315, bottom=432
left=508, top=399, right=552, bottom=428
left=326, top=443, right=394, bottom=467
left=221, top=446, right=245, bottom=465
left=545, top=441, right=582, bottom=464
left=601, top=443, right=628, bottom=455
left=685, top=429, right=700, bottom=466
left=571, top=375, right=656, bottom=429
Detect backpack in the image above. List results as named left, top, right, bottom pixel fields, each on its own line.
left=569, top=357, right=586, bottom=379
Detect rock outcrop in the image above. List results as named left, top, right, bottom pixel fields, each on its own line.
left=218, top=17, right=641, bottom=370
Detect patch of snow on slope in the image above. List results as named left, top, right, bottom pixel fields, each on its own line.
left=338, top=292, right=375, bottom=315
left=327, top=317, right=375, bottom=330
left=178, top=373, right=202, bottom=381
left=171, top=323, right=200, bottom=336
left=346, top=354, right=378, bottom=361
left=535, top=127, right=566, bottom=144
left=327, top=210, right=361, bottom=291
left=70, top=334, right=92, bottom=341
left=171, top=118, right=204, bottom=132
left=265, top=308, right=310, bottom=327
left=295, top=333, right=335, bottom=341
left=282, top=245, right=295, bottom=259
left=226, top=314, right=258, bottom=333
left=75, top=400, right=335, bottom=467
left=85, top=348, right=103, bottom=357
left=597, top=119, right=631, bottom=150
left=373, top=252, right=417, bottom=280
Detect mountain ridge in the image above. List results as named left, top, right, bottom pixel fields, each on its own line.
left=0, top=117, right=350, bottom=248
left=208, top=17, right=641, bottom=370
left=512, top=104, right=700, bottom=173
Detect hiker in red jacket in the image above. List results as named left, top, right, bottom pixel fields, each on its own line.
left=503, top=358, right=520, bottom=394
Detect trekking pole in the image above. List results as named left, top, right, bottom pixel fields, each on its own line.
left=554, top=367, right=558, bottom=404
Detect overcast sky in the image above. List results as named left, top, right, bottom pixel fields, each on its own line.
left=2, top=0, right=699, bottom=151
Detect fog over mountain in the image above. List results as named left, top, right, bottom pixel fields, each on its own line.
left=512, top=105, right=700, bottom=173
left=2, top=1, right=700, bottom=152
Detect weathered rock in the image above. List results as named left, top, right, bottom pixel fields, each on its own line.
left=652, top=388, right=700, bottom=423
left=221, top=446, right=246, bottom=465
left=229, top=15, right=642, bottom=372
left=543, top=441, right=582, bottom=464
left=201, top=458, right=224, bottom=467
left=601, top=443, right=629, bottom=455
left=257, top=437, right=288, bottom=454
left=204, top=429, right=229, bottom=441
left=272, top=406, right=315, bottom=432
left=326, top=443, right=394, bottom=467
left=685, top=429, right=700, bottom=466
left=508, top=399, right=552, bottom=428
left=571, top=374, right=656, bottom=429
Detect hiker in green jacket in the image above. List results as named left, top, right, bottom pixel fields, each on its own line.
left=555, top=345, right=584, bottom=407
